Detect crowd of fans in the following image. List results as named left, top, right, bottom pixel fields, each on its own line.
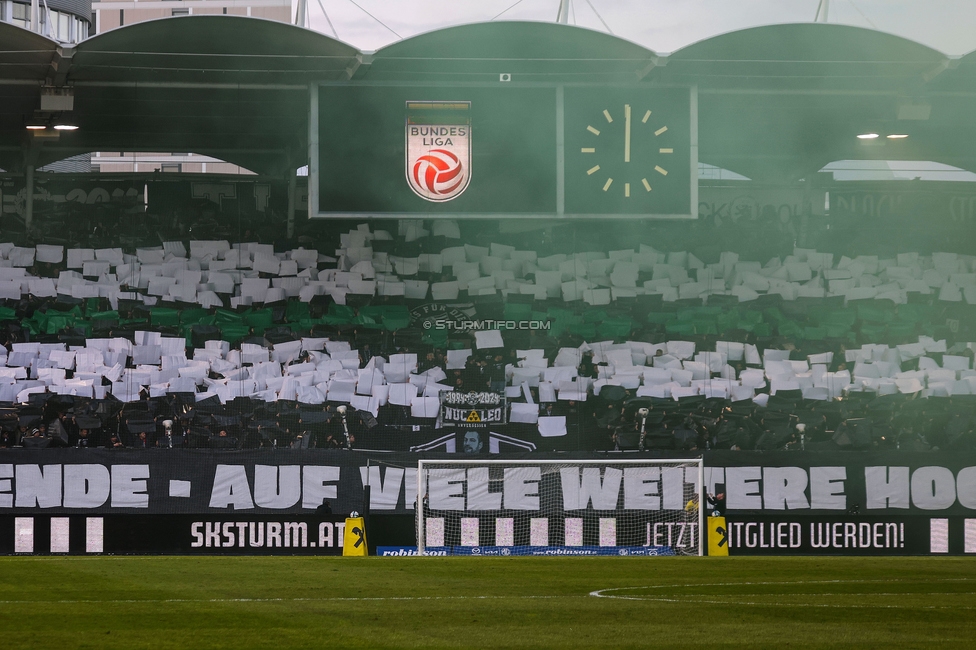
left=0, top=191, right=973, bottom=454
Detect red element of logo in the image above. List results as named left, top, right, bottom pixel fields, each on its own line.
left=412, top=149, right=465, bottom=197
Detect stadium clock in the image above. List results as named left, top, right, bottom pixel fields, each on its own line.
left=577, top=102, right=676, bottom=200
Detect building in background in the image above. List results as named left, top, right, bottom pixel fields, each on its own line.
left=92, top=0, right=290, bottom=31
left=1, top=0, right=91, bottom=43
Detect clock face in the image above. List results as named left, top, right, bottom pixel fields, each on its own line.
left=564, top=87, right=691, bottom=215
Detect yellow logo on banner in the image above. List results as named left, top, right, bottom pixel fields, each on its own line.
left=707, top=517, right=729, bottom=556
left=465, top=410, right=481, bottom=422
left=343, top=517, right=368, bottom=556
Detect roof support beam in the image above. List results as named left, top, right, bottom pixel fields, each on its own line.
left=636, top=55, right=667, bottom=81
left=921, top=56, right=960, bottom=83
left=50, top=47, right=75, bottom=87
left=346, top=53, right=373, bottom=80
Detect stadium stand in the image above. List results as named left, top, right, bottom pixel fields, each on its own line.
left=0, top=206, right=974, bottom=456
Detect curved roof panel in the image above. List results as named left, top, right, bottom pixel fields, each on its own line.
left=366, top=21, right=656, bottom=83
left=0, top=22, right=60, bottom=80
left=658, top=23, right=947, bottom=91
left=0, top=24, right=61, bottom=171
left=72, top=16, right=360, bottom=84
left=927, top=47, right=976, bottom=91
left=51, top=17, right=356, bottom=175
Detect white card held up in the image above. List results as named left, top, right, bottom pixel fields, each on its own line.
left=510, top=402, right=539, bottom=424
left=537, top=416, right=567, bottom=437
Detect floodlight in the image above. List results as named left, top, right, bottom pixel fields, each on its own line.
left=887, top=134, right=909, bottom=139
left=856, top=133, right=879, bottom=140
left=53, top=124, right=79, bottom=131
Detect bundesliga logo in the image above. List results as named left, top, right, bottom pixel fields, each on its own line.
left=405, top=101, right=472, bottom=202
left=412, top=148, right=464, bottom=198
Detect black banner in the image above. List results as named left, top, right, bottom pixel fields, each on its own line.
left=720, top=515, right=969, bottom=556
left=440, top=391, right=506, bottom=425
left=706, top=451, right=976, bottom=517
left=0, top=514, right=347, bottom=555
left=3, top=450, right=976, bottom=518
left=829, top=181, right=976, bottom=224
left=148, top=178, right=289, bottom=218
left=0, top=176, right=145, bottom=220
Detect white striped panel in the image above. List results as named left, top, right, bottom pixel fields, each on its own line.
left=425, top=518, right=445, bottom=548
left=564, top=518, right=583, bottom=546
left=14, top=517, right=33, bottom=553
left=599, top=518, right=617, bottom=547
left=930, top=518, right=949, bottom=554
left=86, top=517, right=104, bottom=554
left=530, top=518, right=548, bottom=546
left=495, top=518, right=514, bottom=547
left=966, top=519, right=976, bottom=554
left=460, top=518, right=479, bottom=546
left=50, top=518, right=70, bottom=553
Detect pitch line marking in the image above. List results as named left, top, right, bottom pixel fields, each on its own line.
left=588, top=595, right=976, bottom=611
left=590, top=578, right=976, bottom=609
left=0, top=595, right=589, bottom=606
left=659, top=592, right=976, bottom=597
left=591, top=577, right=976, bottom=594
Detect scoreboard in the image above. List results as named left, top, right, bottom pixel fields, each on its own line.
left=311, top=84, right=696, bottom=219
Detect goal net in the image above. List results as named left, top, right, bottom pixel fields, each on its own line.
left=417, top=459, right=703, bottom=556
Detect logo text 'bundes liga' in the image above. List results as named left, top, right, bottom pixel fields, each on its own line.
left=405, top=101, right=471, bottom=202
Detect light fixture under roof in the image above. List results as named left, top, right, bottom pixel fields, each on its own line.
left=53, top=124, right=78, bottom=131
left=25, top=124, right=47, bottom=131
left=857, top=133, right=880, bottom=140
left=887, top=134, right=909, bottom=139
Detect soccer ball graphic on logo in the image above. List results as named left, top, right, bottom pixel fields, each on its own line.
left=410, top=149, right=467, bottom=201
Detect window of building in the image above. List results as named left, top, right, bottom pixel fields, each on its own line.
left=57, top=12, right=69, bottom=41
left=12, top=3, right=29, bottom=29
left=120, top=9, right=124, bottom=25
left=160, top=163, right=182, bottom=173
left=172, top=8, right=189, bottom=16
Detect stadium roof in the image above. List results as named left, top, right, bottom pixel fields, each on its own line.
left=653, top=23, right=961, bottom=180
left=1, top=18, right=975, bottom=180
left=364, top=21, right=658, bottom=83
left=0, top=17, right=359, bottom=175
left=659, top=23, right=947, bottom=91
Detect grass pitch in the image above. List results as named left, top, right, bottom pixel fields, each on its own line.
left=0, top=556, right=974, bottom=649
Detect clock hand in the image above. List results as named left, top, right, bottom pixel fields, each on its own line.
left=624, top=104, right=631, bottom=163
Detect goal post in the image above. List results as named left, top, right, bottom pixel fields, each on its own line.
left=417, top=458, right=704, bottom=556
